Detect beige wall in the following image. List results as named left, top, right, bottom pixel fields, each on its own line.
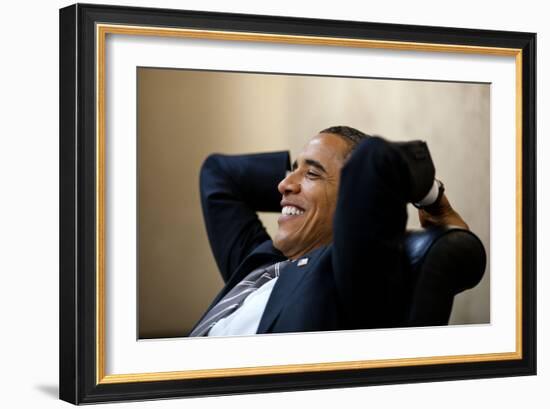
left=137, top=68, right=490, bottom=338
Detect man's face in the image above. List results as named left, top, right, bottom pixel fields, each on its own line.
left=273, top=133, right=351, bottom=259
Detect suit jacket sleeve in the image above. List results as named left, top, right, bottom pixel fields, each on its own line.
left=331, top=137, right=410, bottom=327
left=200, top=151, right=290, bottom=283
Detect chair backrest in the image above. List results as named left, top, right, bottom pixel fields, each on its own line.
left=403, top=226, right=486, bottom=326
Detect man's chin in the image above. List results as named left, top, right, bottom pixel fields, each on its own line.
left=272, top=232, right=294, bottom=256
left=272, top=234, right=285, bottom=253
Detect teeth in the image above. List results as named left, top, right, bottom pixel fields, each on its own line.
left=282, top=206, right=304, bottom=216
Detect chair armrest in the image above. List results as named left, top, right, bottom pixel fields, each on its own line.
left=403, top=226, right=487, bottom=326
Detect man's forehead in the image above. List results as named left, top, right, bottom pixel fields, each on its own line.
left=296, top=134, right=348, bottom=166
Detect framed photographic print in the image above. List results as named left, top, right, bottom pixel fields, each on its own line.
left=59, top=3, right=536, bottom=404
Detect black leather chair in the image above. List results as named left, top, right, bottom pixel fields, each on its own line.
left=403, top=226, right=487, bottom=327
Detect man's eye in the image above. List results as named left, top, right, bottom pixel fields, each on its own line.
left=307, top=171, right=320, bottom=178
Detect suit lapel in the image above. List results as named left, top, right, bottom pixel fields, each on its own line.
left=190, top=242, right=327, bottom=336
left=206, top=240, right=285, bottom=310
left=225, top=240, right=285, bottom=289
left=256, top=246, right=326, bottom=333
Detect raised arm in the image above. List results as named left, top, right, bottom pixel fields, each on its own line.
left=331, top=137, right=433, bottom=328
left=199, top=151, right=290, bottom=282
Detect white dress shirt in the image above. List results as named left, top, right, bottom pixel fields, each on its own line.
left=207, top=277, right=279, bottom=336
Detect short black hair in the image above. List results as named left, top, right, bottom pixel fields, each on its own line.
left=319, top=125, right=371, bottom=156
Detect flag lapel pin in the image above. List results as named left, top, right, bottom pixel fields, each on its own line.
left=297, top=258, right=309, bottom=267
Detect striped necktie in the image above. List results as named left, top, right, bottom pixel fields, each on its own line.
left=189, top=260, right=289, bottom=337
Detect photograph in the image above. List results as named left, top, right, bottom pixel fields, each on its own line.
left=136, top=68, right=490, bottom=339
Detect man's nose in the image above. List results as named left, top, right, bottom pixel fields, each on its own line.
left=278, top=172, right=301, bottom=195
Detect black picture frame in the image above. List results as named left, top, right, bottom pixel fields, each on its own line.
left=59, top=3, right=536, bottom=404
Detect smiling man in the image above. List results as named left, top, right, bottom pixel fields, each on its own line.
left=189, top=126, right=467, bottom=337
left=274, top=133, right=348, bottom=260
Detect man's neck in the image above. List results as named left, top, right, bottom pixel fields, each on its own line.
left=282, top=240, right=330, bottom=261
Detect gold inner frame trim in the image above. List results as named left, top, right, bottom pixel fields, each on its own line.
left=515, top=52, right=523, bottom=357
left=100, top=352, right=517, bottom=384
left=95, top=23, right=523, bottom=385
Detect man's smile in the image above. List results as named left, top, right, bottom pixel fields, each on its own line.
left=279, top=200, right=306, bottom=222
left=281, top=205, right=305, bottom=216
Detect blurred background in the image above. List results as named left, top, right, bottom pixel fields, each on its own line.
left=137, top=67, right=490, bottom=338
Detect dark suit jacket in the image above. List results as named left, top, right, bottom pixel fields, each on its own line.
left=193, top=139, right=411, bottom=335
